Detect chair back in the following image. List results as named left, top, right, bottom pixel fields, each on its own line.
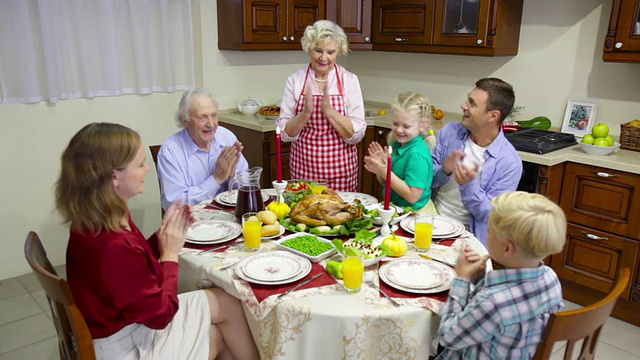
left=24, top=231, right=96, bottom=360
left=149, top=145, right=165, bottom=217
left=532, top=267, right=630, bottom=360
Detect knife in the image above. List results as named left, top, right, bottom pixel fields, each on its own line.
left=199, top=242, right=237, bottom=254
left=277, top=273, right=323, bottom=299
left=418, top=253, right=455, bottom=267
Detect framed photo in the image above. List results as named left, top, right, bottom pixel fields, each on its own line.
left=561, top=99, right=598, bottom=138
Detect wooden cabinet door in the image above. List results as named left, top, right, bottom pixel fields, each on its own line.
left=433, top=0, right=490, bottom=47
left=604, top=0, right=640, bottom=61
left=560, top=162, right=640, bottom=239
left=370, top=127, right=392, bottom=200
left=288, top=0, right=326, bottom=44
left=551, top=223, right=637, bottom=300
left=327, top=0, right=372, bottom=49
left=372, top=0, right=434, bottom=45
left=243, top=0, right=288, bottom=44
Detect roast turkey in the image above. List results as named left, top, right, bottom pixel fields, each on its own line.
left=289, top=189, right=362, bottom=226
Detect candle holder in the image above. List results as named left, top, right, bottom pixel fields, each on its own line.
left=272, top=180, right=287, bottom=203
left=378, top=207, right=395, bottom=237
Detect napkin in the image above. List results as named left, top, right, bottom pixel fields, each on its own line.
left=250, top=263, right=337, bottom=303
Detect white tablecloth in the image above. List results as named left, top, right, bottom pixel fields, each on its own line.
left=179, top=232, right=488, bottom=360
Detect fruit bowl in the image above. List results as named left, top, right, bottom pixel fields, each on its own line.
left=579, top=141, right=620, bottom=156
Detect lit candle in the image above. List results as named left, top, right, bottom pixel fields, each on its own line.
left=276, top=127, right=283, bottom=182
left=384, top=146, right=392, bottom=210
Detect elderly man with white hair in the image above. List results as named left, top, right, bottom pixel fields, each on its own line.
left=157, top=88, right=248, bottom=210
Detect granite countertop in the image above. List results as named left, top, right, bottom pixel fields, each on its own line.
left=218, top=106, right=640, bottom=175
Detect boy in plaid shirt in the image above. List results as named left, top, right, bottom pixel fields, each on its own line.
left=436, top=191, right=567, bottom=359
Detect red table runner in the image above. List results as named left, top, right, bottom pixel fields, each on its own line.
left=249, top=263, right=337, bottom=303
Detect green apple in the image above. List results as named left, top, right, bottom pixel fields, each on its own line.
left=605, top=135, right=615, bottom=146
left=592, top=123, right=609, bottom=138
left=593, top=137, right=610, bottom=147
left=582, top=134, right=595, bottom=144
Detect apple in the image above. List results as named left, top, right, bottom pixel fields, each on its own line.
left=605, top=135, right=615, bottom=146
left=593, top=138, right=609, bottom=147
left=592, top=123, right=609, bottom=138
left=577, top=120, right=587, bottom=130
left=582, top=134, right=595, bottom=145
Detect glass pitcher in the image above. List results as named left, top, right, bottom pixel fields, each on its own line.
left=229, top=166, right=265, bottom=221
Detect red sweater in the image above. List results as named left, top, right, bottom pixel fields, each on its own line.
left=66, top=219, right=179, bottom=339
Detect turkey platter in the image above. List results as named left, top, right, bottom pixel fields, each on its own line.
left=289, top=189, right=363, bottom=227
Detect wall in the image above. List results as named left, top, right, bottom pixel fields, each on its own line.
left=2, top=0, right=639, bottom=279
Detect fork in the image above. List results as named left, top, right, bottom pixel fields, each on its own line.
left=366, top=280, right=400, bottom=307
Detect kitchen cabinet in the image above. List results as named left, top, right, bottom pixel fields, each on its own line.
left=603, top=0, right=640, bottom=62
left=217, top=0, right=326, bottom=51
left=554, top=162, right=640, bottom=326
left=360, top=126, right=391, bottom=201
left=372, top=0, right=524, bottom=56
left=326, top=0, right=372, bottom=50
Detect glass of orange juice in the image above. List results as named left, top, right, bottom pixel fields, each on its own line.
left=342, top=251, right=364, bottom=293
left=242, top=212, right=261, bottom=252
left=414, top=213, right=434, bottom=253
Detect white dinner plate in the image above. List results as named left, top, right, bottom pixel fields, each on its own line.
left=336, top=192, right=379, bottom=206
left=379, top=259, right=456, bottom=294
left=239, top=251, right=308, bottom=282
left=186, top=221, right=242, bottom=245
left=262, top=225, right=286, bottom=240
left=399, top=215, right=465, bottom=239
left=214, top=190, right=270, bottom=206
left=193, top=208, right=236, bottom=222
left=235, top=251, right=312, bottom=285
left=380, top=258, right=446, bottom=289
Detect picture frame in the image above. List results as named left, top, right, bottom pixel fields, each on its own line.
left=561, top=99, right=598, bottom=138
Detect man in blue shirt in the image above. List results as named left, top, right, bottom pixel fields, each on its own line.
left=431, top=78, right=522, bottom=246
left=157, top=88, right=249, bottom=210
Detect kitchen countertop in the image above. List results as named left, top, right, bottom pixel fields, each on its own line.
left=218, top=106, right=640, bottom=176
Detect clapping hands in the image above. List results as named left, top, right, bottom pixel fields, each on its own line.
left=363, top=142, right=388, bottom=178
left=157, top=200, right=196, bottom=262
left=214, top=141, right=244, bottom=184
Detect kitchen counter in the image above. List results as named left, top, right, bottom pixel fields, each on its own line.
left=218, top=107, right=640, bottom=176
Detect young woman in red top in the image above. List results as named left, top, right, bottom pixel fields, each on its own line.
left=55, top=123, right=259, bottom=360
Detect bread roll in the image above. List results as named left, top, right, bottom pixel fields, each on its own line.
left=261, top=224, right=280, bottom=237
left=257, top=210, right=277, bottom=225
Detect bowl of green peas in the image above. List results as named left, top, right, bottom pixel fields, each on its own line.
left=275, top=233, right=337, bottom=262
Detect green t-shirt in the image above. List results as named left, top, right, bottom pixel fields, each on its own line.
left=382, top=136, right=433, bottom=210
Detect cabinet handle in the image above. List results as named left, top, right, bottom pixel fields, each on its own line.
left=378, top=130, right=384, bottom=135
left=395, top=38, right=408, bottom=42
left=592, top=171, right=620, bottom=178
left=477, top=39, right=483, bottom=45
left=581, top=231, right=608, bottom=241
left=364, top=36, right=370, bottom=42
left=282, top=36, right=287, bottom=41
left=290, top=36, right=294, bottom=41
left=615, top=42, right=623, bottom=49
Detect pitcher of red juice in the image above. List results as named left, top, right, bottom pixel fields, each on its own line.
left=230, top=166, right=265, bottom=221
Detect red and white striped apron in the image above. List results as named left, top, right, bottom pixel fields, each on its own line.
left=290, top=65, right=358, bottom=191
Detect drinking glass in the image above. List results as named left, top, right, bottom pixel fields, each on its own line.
left=242, top=212, right=261, bottom=252
left=414, top=213, right=434, bottom=253
left=342, top=253, right=364, bottom=293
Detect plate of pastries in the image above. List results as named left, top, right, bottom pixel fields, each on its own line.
left=259, top=105, right=280, bottom=120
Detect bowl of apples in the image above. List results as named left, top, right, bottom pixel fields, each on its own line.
left=579, top=123, right=620, bottom=156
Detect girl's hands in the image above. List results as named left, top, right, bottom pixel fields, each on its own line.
left=157, top=200, right=196, bottom=262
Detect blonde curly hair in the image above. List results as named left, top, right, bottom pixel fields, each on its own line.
left=387, top=92, right=432, bottom=145
left=301, top=20, right=349, bottom=56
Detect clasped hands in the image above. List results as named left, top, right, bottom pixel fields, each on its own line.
left=456, top=245, right=490, bottom=283
left=213, top=141, right=244, bottom=184
left=443, top=150, right=479, bottom=185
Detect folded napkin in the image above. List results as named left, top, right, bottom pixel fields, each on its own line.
left=250, top=263, right=337, bottom=303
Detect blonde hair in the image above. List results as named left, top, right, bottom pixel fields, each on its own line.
left=387, top=92, right=432, bottom=144
left=55, top=123, right=141, bottom=234
left=301, top=20, right=349, bottom=56
left=489, top=191, right=567, bottom=259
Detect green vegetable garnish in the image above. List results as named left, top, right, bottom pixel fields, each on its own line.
left=325, top=260, right=343, bottom=279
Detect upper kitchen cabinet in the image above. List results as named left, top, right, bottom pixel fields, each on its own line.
left=372, top=0, right=524, bottom=56
left=326, top=0, right=373, bottom=50
left=603, top=0, right=640, bottom=62
left=218, top=0, right=326, bottom=51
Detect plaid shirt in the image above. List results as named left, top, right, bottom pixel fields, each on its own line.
left=436, top=265, right=564, bottom=360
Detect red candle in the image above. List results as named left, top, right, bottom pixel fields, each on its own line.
left=276, top=127, right=283, bottom=182
left=384, top=146, right=392, bottom=210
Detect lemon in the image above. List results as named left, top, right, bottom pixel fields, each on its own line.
left=311, top=185, right=327, bottom=194
left=377, top=109, right=387, bottom=116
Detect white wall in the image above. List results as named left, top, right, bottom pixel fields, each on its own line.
left=2, top=0, right=639, bottom=279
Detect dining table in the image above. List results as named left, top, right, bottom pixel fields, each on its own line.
left=178, top=190, right=490, bottom=360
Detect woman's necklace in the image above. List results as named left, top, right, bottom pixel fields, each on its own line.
left=314, top=77, right=327, bottom=83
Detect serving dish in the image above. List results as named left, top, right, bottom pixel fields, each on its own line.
left=274, top=233, right=337, bottom=262
left=578, top=141, right=620, bottom=156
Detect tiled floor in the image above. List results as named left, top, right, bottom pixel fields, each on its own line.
left=1, top=269, right=639, bottom=360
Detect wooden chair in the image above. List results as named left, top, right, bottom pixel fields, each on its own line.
left=532, top=267, right=630, bottom=360
left=149, top=144, right=165, bottom=217
left=24, top=231, right=95, bottom=360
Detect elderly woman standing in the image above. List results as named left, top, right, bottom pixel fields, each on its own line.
left=277, top=20, right=366, bottom=191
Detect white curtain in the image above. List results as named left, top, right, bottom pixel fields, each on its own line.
left=0, top=0, right=195, bottom=104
